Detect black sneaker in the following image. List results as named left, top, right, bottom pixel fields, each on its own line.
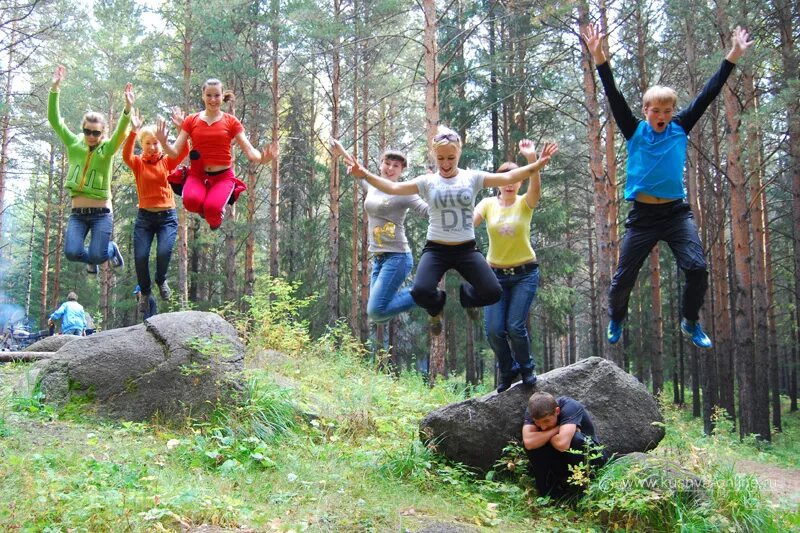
left=496, top=380, right=512, bottom=393
left=522, top=372, right=537, bottom=386
left=158, top=281, right=171, bottom=300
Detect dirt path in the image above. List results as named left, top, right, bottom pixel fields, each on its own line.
left=734, top=459, right=800, bottom=506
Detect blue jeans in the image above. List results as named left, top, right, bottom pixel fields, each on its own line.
left=64, top=211, right=115, bottom=266
left=484, top=266, right=539, bottom=380
left=367, top=252, right=415, bottom=323
left=133, top=209, right=178, bottom=296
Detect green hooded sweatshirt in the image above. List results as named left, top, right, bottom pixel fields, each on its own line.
left=48, top=90, right=130, bottom=201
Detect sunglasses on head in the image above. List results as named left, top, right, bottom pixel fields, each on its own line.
left=433, top=132, right=460, bottom=143
left=83, top=128, right=103, bottom=137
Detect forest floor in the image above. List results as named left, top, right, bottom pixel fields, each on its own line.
left=734, top=458, right=800, bottom=506
left=1, top=347, right=798, bottom=532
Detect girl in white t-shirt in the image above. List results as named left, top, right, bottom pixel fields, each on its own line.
left=348, top=127, right=557, bottom=335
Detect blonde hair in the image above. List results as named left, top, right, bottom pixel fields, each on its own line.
left=137, top=126, right=157, bottom=144
left=643, top=85, right=677, bottom=109
left=431, top=125, right=462, bottom=150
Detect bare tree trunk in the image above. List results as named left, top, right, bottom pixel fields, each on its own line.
left=578, top=3, right=612, bottom=362
left=423, top=0, right=447, bottom=383
left=327, top=0, right=343, bottom=324
left=177, top=0, right=193, bottom=307
left=0, top=19, right=14, bottom=259
left=744, top=69, right=772, bottom=439
left=359, top=91, right=370, bottom=343
left=764, top=193, right=781, bottom=430
left=269, top=0, right=281, bottom=280
left=25, top=184, right=37, bottom=320
left=51, top=153, right=66, bottom=310
left=718, top=20, right=760, bottom=439
left=350, top=14, right=360, bottom=337
left=40, top=145, right=55, bottom=328
left=586, top=200, right=598, bottom=357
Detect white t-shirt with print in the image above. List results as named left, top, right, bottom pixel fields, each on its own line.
left=412, top=169, right=486, bottom=243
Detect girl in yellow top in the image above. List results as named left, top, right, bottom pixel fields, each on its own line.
left=474, top=139, right=543, bottom=393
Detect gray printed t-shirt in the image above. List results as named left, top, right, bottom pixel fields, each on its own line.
left=361, top=180, right=428, bottom=253
left=412, top=169, right=487, bottom=242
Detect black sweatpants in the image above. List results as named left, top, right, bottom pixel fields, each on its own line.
left=411, top=240, right=502, bottom=317
left=608, top=200, right=708, bottom=322
left=526, top=431, right=606, bottom=500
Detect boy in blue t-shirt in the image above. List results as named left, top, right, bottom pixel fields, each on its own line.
left=582, top=24, right=753, bottom=348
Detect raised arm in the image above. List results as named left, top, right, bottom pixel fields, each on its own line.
left=155, top=117, right=189, bottom=159
left=106, top=83, right=133, bottom=152
left=122, top=109, right=140, bottom=168
left=47, top=65, right=78, bottom=144
left=483, top=143, right=558, bottom=188
left=347, top=161, right=419, bottom=196
left=582, top=24, right=639, bottom=140
left=519, top=139, right=542, bottom=209
left=675, top=27, right=753, bottom=134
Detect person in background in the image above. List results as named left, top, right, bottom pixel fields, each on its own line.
left=48, top=292, right=87, bottom=336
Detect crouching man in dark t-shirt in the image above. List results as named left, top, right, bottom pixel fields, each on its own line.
left=522, top=392, right=607, bottom=501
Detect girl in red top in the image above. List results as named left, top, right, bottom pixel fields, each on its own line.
left=156, top=78, right=278, bottom=229
left=123, top=108, right=189, bottom=315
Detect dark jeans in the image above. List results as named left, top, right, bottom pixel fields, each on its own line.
left=411, top=240, right=501, bottom=317
left=133, top=209, right=178, bottom=296
left=485, top=265, right=539, bottom=380
left=608, top=201, right=708, bottom=322
left=64, top=211, right=115, bottom=266
left=526, top=431, right=606, bottom=500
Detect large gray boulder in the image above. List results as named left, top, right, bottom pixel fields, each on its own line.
left=25, top=311, right=245, bottom=423
left=24, top=334, right=79, bottom=353
left=420, top=357, right=664, bottom=472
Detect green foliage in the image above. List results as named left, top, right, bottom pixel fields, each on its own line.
left=0, top=416, right=10, bottom=438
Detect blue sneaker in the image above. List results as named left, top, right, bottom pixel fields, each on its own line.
left=681, top=319, right=712, bottom=349
left=109, top=241, right=124, bottom=268
left=607, top=319, right=623, bottom=344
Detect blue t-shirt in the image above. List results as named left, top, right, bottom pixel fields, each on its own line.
left=625, top=121, right=688, bottom=200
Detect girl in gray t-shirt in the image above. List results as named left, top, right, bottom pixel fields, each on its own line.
left=348, top=127, right=557, bottom=335
left=361, top=150, right=428, bottom=322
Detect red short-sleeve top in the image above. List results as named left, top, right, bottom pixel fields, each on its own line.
left=182, top=112, right=244, bottom=167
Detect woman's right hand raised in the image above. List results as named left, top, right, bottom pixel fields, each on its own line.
left=536, top=142, right=559, bottom=166
left=130, top=109, right=143, bottom=132
left=155, top=117, right=170, bottom=146
left=52, top=65, right=66, bottom=91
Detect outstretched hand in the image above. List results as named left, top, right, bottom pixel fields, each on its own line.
left=261, top=141, right=279, bottom=164
left=518, top=139, right=538, bottom=163
left=155, top=117, right=169, bottom=146
left=581, top=24, right=607, bottom=65
left=536, top=143, right=558, bottom=166
left=726, top=26, right=754, bottom=64
left=52, top=65, right=66, bottom=90
left=347, top=161, right=367, bottom=179
left=330, top=138, right=355, bottom=166
left=123, top=83, right=135, bottom=112
left=170, top=106, right=185, bottom=129
left=130, top=109, right=143, bottom=131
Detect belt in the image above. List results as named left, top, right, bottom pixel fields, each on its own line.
left=72, top=207, right=111, bottom=214
left=492, top=262, right=538, bottom=276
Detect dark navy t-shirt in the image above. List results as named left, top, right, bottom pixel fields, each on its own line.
left=523, top=396, right=597, bottom=440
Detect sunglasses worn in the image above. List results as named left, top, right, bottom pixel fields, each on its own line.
left=433, top=132, right=460, bottom=143
left=83, top=128, right=103, bottom=137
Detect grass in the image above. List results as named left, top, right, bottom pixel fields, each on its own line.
left=0, top=280, right=796, bottom=531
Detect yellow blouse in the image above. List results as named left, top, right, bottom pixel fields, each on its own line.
left=475, top=195, right=537, bottom=267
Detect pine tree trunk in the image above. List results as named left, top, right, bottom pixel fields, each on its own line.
left=40, top=145, right=55, bottom=328
left=51, top=153, right=66, bottom=310
left=269, top=0, right=281, bottom=280
left=327, top=0, right=342, bottom=324
left=177, top=0, right=193, bottom=307
left=578, top=3, right=612, bottom=362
